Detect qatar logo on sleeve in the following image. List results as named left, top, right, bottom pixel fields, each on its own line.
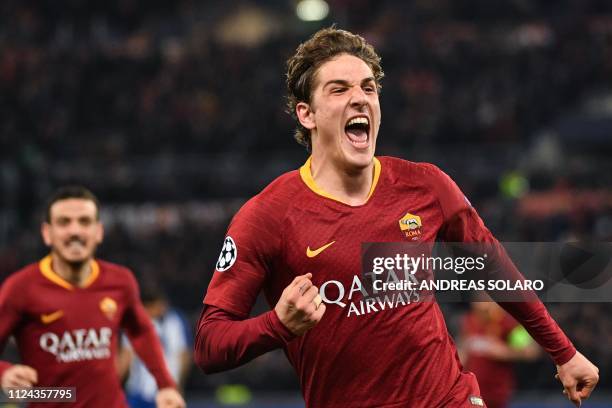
left=216, top=236, right=237, bottom=272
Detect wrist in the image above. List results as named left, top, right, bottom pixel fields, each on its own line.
left=554, top=347, right=577, bottom=367
left=268, top=310, right=297, bottom=344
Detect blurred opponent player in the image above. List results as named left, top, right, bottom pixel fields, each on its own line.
left=118, top=284, right=191, bottom=408
left=0, top=186, right=185, bottom=408
left=195, top=28, right=599, bottom=407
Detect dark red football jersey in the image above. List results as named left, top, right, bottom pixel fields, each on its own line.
left=461, top=312, right=521, bottom=408
left=0, top=256, right=174, bottom=408
left=203, top=156, right=574, bottom=408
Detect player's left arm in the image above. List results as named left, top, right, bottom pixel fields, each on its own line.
left=448, top=209, right=599, bottom=406
left=430, top=164, right=599, bottom=406
left=120, top=272, right=185, bottom=408
left=464, top=323, right=540, bottom=363
left=556, top=351, right=599, bottom=406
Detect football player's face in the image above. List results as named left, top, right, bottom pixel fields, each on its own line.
left=297, top=53, right=381, bottom=171
left=42, top=199, right=103, bottom=265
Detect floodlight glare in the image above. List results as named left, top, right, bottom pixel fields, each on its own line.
left=296, top=0, right=329, bottom=22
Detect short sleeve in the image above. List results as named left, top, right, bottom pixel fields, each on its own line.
left=204, top=197, right=283, bottom=318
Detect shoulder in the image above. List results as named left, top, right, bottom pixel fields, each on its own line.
left=378, top=156, right=448, bottom=182
left=96, top=259, right=135, bottom=278
left=1, top=262, right=41, bottom=290
left=0, top=263, right=40, bottom=306
left=231, top=169, right=302, bottom=226
left=96, top=259, right=138, bottom=290
left=249, top=170, right=303, bottom=210
left=379, top=156, right=469, bottom=218
left=378, top=156, right=457, bottom=193
left=218, top=170, right=303, bottom=271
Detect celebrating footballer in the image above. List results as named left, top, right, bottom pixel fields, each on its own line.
left=0, top=186, right=185, bottom=408
left=195, top=28, right=599, bottom=407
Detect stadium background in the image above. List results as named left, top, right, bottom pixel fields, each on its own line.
left=0, top=0, right=611, bottom=406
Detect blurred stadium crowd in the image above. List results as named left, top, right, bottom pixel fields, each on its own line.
left=1, top=0, right=611, bottom=401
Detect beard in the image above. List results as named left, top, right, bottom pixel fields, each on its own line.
left=53, top=245, right=95, bottom=270
left=64, top=257, right=88, bottom=269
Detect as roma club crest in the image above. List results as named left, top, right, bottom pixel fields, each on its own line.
left=99, top=297, right=118, bottom=321
left=399, top=212, right=423, bottom=240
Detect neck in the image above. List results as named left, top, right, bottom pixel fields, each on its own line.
left=310, top=155, right=374, bottom=206
left=51, top=252, right=92, bottom=287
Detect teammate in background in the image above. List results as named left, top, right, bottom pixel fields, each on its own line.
left=195, top=28, right=599, bottom=407
left=118, top=284, right=191, bottom=408
left=458, top=300, right=540, bottom=408
left=0, top=186, right=185, bottom=408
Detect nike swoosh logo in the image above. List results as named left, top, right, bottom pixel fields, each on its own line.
left=306, top=241, right=336, bottom=258
left=41, top=310, right=64, bottom=324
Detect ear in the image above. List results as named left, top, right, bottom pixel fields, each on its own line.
left=95, top=222, right=104, bottom=245
left=296, top=102, right=316, bottom=131
left=41, top=222, right=52, bottom=247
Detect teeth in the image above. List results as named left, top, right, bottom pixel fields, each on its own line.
left=347, top=117, right=369, bottom=127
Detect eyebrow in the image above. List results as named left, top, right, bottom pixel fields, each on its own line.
left=54, top=214, right=95, bottom=221
left=323, top=77, right=376, bottom=89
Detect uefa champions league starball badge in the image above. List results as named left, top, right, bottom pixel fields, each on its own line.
left=216, top=236, right=237, bottom=272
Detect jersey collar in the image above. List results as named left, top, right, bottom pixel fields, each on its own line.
left=39, top=255, right=100, bottom=290
left=299, top=156, right=381, bottom=205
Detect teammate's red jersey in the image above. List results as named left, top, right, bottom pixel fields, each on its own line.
left=0, top=256, right=175, bottom=408
left=461, top=311, right=524, bottom=408
left=197, top=156, right=576, bottom=408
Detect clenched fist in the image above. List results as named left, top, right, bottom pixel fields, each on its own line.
left=1, top=364, right=38, bottom=391
left=274, top=273, right=326, bottom=336
left=156, top=387, right=186, bottom=408
left=556, top=351, right=599, bottom=407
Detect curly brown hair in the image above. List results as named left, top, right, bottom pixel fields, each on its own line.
left=285, top=27, right=384, bottom=150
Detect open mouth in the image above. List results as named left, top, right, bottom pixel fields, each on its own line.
left=65, top=238, right=86, bottom=249
left=345, top=116, right=370, bottom=148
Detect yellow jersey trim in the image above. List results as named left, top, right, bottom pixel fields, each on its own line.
left=299, top=156, right=381, bottom=205
left=39, top=255, right=100, bottom=290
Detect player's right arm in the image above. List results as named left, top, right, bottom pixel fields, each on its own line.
left=194, top=196, right=325, bottom=374
left=0, top=273, right=38, bottom=390
left=196, top=273, right=325, bottom=373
